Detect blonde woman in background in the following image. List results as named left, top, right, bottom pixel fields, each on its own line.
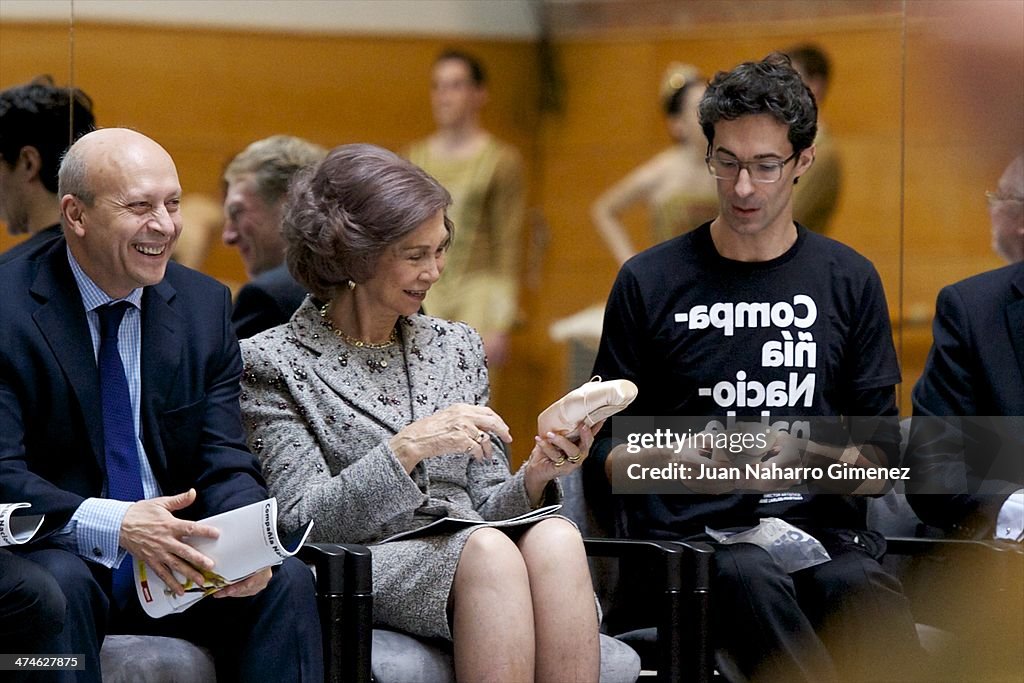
left=407, top=50, right=525, bottom=367
left=592, top=63, right=718, bottom=265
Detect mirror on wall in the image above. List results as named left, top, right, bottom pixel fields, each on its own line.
left=3, top=0, right=1022, bottom=424
left=0, top=2, right=72, bottom=254
left=536, top=0, right=907, bottom=417
left=900, top=0, right=1024, bottom=414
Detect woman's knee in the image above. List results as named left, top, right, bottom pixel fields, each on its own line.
left=519, top=518, right=585, bottom=559
left=518, top=518, right=592, bottom=588
left=524, top=517, right=583, bottom=544
left=455, top=528, right=528, bottom=587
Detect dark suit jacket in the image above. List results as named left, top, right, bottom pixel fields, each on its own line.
left=0, top=224, right=63, bottom=266
left=231, top=263, right=307, bottom=339
left=0, top=241, right=267, bottom=538
left=908, top=263, right=1024, bottom=536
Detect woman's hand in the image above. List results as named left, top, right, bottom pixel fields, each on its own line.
left=523, top=420, right=604, bottom=505
left=388, top=403, right=512, bottom=473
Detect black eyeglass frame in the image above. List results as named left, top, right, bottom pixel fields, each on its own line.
left=704, top=150, right=800, bottom=184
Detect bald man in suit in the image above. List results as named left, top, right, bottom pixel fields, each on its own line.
left=0, top=128, right=322, bottom=682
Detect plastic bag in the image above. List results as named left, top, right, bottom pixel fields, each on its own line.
left=706, top=517, right=831, bottom=573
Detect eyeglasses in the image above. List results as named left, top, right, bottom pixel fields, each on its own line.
left=985, top=191, right=1024, bottom=208
left=705, top=151, right=799, bottom=184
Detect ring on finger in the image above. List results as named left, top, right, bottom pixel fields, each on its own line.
left=552, top=456, right=567, bottom=467
left=567, top=452, right=582, bottom=463
left=476, top=431, right=488, bottom=443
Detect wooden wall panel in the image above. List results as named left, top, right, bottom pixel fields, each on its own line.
left=897, top=1, right=1024, bottom=414
left=0, top=22, right=72, bottom=256
left=2, top=3, right=1020, bottom=457
left=1, top=22, right=540, bottom=283
left=0, top=21, right=544, bottom=461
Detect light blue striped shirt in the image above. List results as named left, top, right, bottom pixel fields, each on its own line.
left=57, top=247, right=162, bottom=568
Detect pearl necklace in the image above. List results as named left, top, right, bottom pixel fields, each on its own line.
left=319, top=303, right=397, bottom=349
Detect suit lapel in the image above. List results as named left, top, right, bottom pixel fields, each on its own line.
left=30, top=251, right=105, bottom=470
left=292, top=302, right=460, bottom=432
left=290, top=301, right=409, bottom=435
left=1006, top=266, right=1024, bottom=385
left=139, top=280, right=182, bottom=482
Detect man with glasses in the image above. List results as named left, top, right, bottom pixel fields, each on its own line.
left=987, top=154, right=1024, bottom=265
left=905, top=155, right=1024, bottom=680
left=588, top=54, right=922, bottom=682
left=909, top=154, right=1024, bottom=539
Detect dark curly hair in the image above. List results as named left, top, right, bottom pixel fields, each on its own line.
left=698, top=53, right=817, bottom=155
left=0, top=75, right=95, bottom=194
left=283, top=144, right=453, bottom=301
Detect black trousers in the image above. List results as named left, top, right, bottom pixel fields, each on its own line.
left=711, top=532, right=923, bottom=683
left=0, top=548, right=67, bottom=650
left=11, top=547, right=323, bottom=683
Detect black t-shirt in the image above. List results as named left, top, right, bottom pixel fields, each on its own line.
left=591, top=222, right=901, bottom=537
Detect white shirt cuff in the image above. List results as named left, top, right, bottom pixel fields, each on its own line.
left=994, top=489, right=1024, bottom=542
left=69, top=497, right=133, bottom=568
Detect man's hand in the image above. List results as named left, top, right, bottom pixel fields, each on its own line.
left=119, top=488, right=219, bottom=595
left=673, top=445, right=741, bottom=494
left=606, top=439, right=739, bottom=494
left=214, top=567, right=273, bottom=599
left=739, top=441, right=805, bottom=492
left=801, top=441, right=891, bottom=493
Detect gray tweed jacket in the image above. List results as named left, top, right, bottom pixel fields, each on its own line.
left=239, top=298, right=536, bottom=545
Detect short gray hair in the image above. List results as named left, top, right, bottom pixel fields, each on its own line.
left=284, top=144, right=453, bottom=301
left=57, top=138, right=95, bottom=206
left=224, top=135, right=327, bottom=205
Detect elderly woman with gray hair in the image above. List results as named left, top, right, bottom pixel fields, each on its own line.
left=239, top=144, right=600, bottom=681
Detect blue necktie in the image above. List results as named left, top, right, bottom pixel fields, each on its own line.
left=98, top=301, right=144, bottom=606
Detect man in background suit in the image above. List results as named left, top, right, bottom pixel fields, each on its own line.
left=0, top=128, right=322, bottom=682
left=222, top=135, right=325, bottom=338
left=909, top=153, right=1024, bottom=539
left=0, top=76, right=95, bottom=265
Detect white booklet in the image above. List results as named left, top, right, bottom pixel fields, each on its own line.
left=134, top=498, right=313, bottom=618
left=0, top=502, right=45, bottom=547
left=378, top=504, right=563, bottom=544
